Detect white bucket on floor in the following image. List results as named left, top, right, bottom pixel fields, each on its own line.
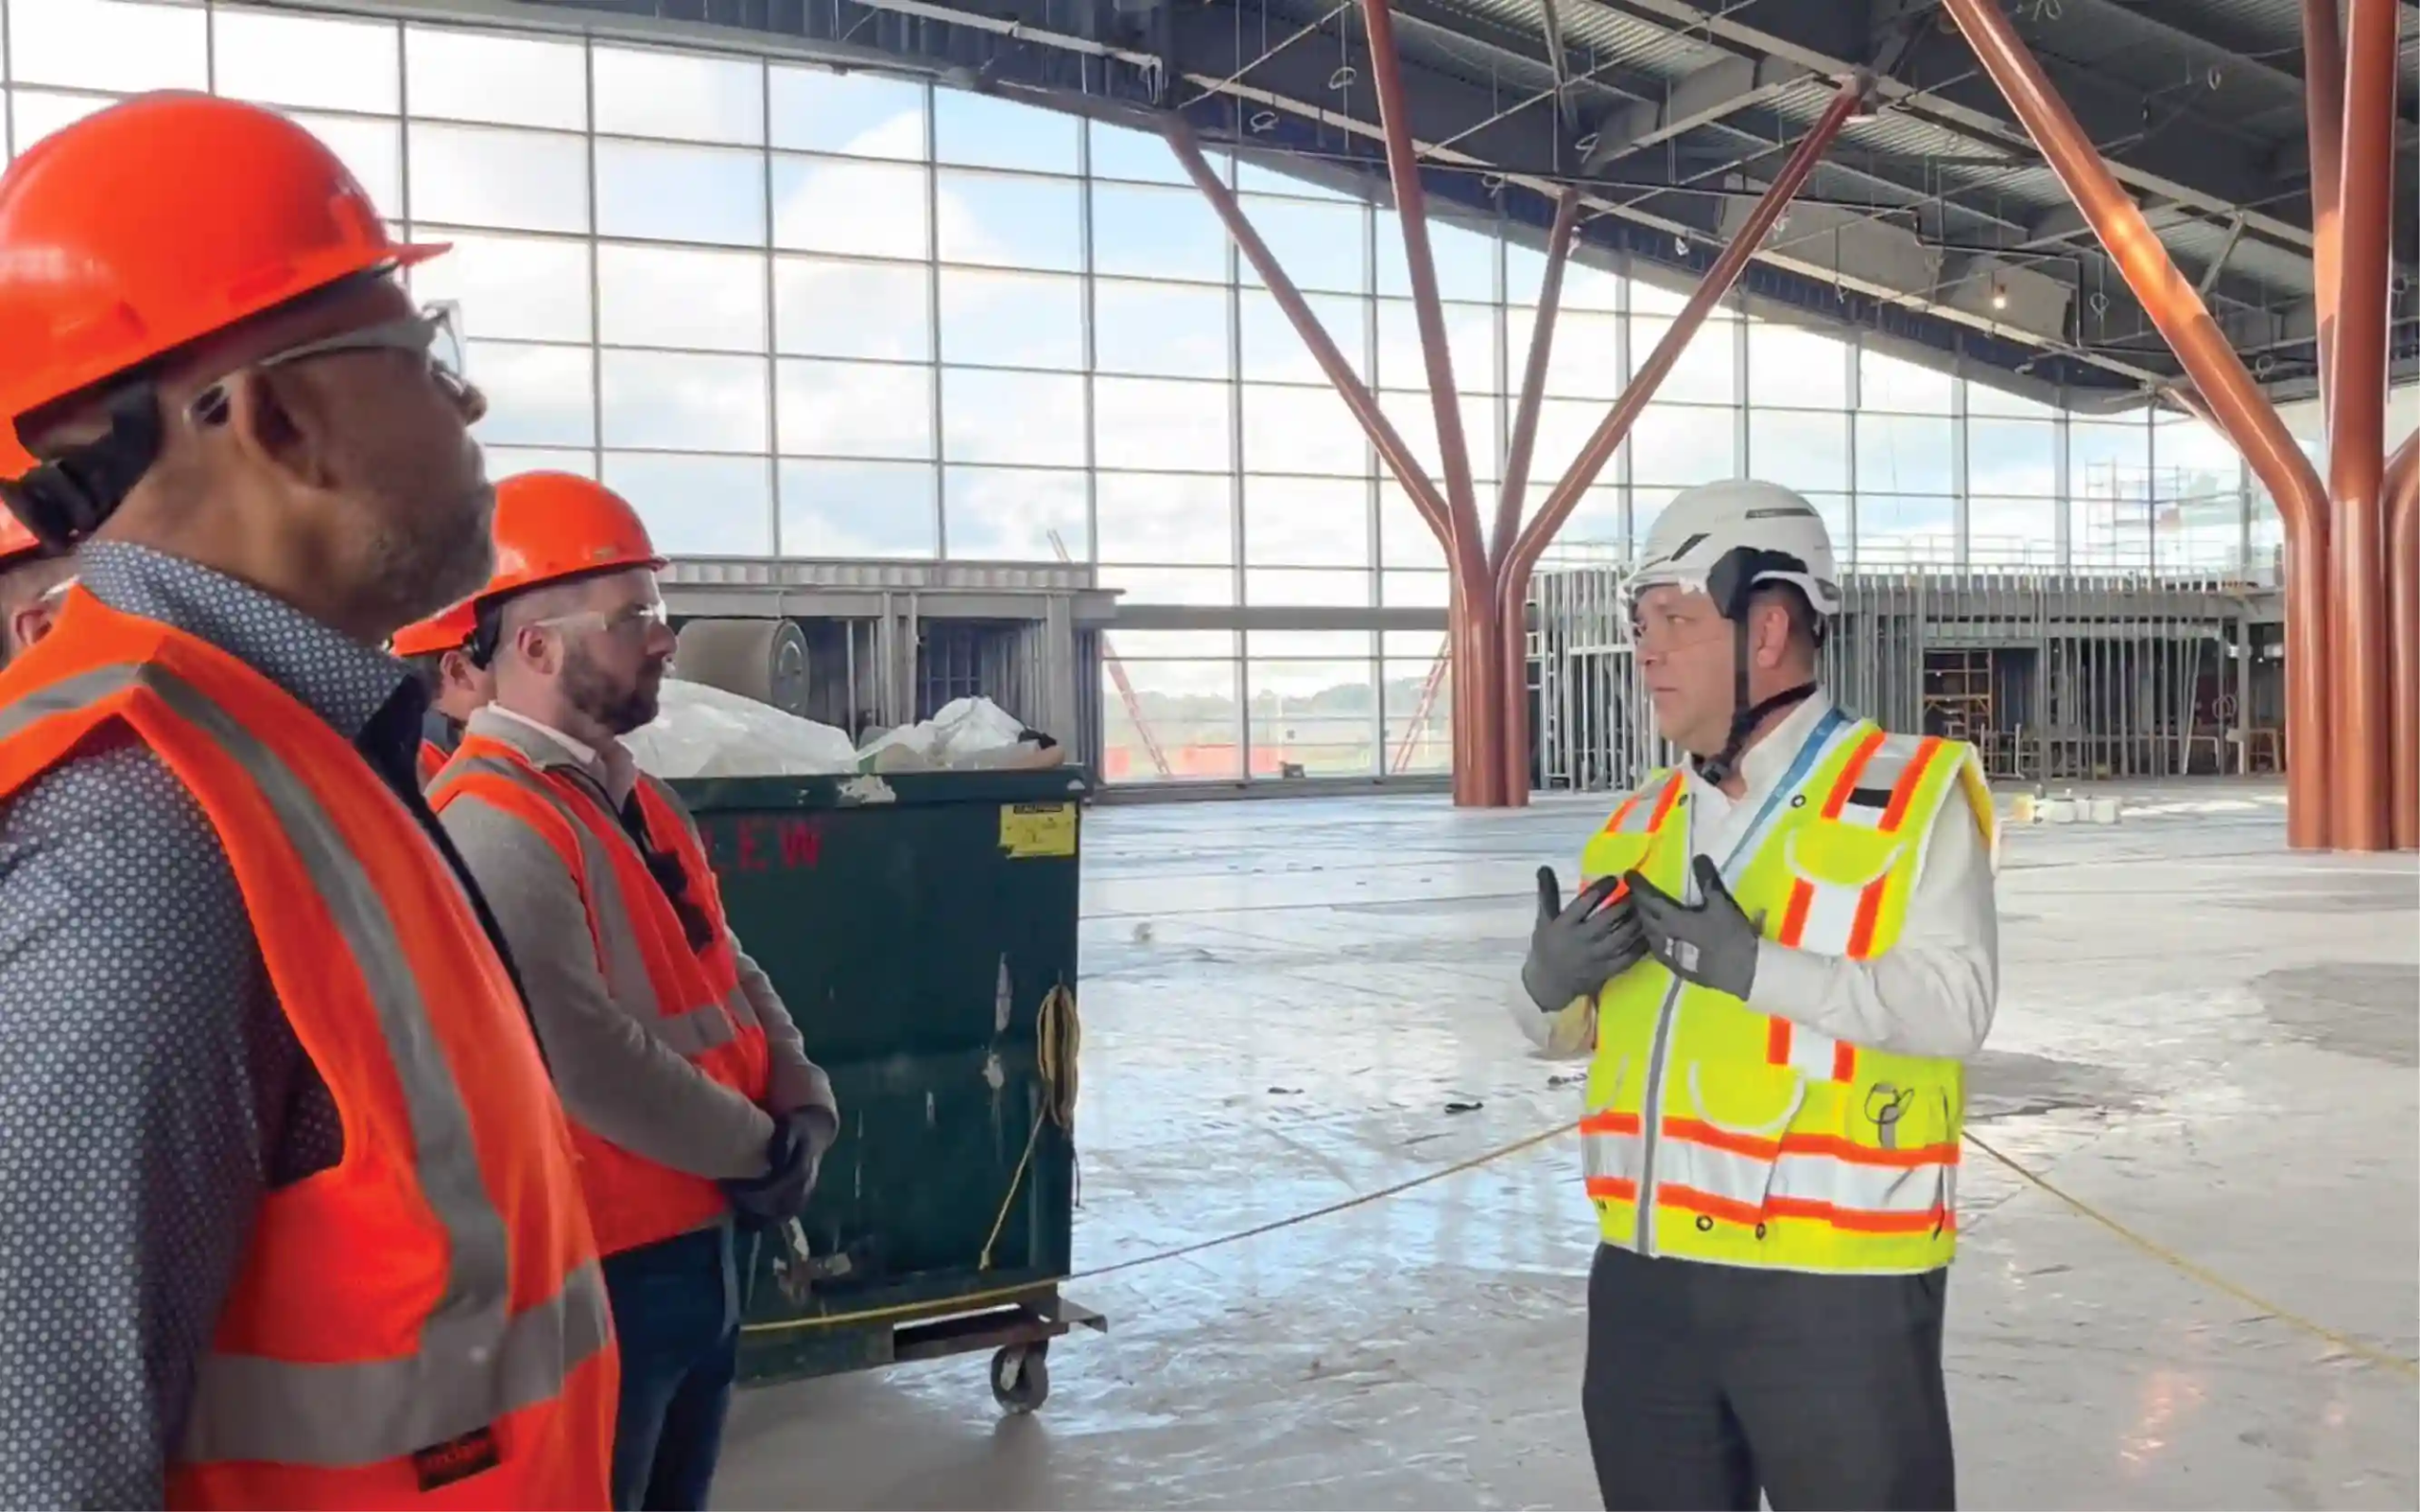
left=2088, top=797, right=2121, bottom=824
left=2041, top=799, right=2077, bottom=824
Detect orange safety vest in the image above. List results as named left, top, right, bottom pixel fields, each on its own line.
left=428, top=730, right=771, bottom=1257
left=0, top=587, right=614, bottom=1508
left=417, top=736, right=447, bottom=787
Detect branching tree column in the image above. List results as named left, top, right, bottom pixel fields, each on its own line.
left=1489, top=84, right=1865, bottom=802
left=1940, top=0, right=2341, bottom=849
left=1361, top=0, right=1509, bottom=804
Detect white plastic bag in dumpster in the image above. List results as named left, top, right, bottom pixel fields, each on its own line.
left=624, top=679, right=860, bottom=778
left=928, top=696, right=1028, bottom=765
left=856, top=721, right=938, bottom=773
left=925, top=697, right=1066, bottom=770
left=853, top=697, right=1065, bottom=772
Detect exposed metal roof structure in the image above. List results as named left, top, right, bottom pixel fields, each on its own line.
left=526, top=0, right=2419, bottom=403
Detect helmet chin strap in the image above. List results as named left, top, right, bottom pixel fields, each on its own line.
left=1695, top=618, right=1817, bottom=786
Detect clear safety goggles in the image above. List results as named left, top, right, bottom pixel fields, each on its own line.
left=524, top=598, right=671, bottom=643
left=187, top=301, right=470, bottom=423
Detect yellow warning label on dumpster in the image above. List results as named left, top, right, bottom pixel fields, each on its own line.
left=998, top=801, right=1077, bottom=859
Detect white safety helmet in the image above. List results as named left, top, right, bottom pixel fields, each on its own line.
left=1629, top=478, right=1841, bottom=618
left=1630, top=479, right=1841, bottom=783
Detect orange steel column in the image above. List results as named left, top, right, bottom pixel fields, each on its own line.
left=1362, top=0, right=1505, bottom=804
left=1491, top=82, right=1864, bottom=802
left=2387, top=433, right=2419, bottom=849
left=2303, top=0, right=2345, bottom=437
left=1940, top=0, right=2334, bottom=848
left=2325, top=0, right=2400, bottom=850
left=1495, top=189, right=1582, bottom=567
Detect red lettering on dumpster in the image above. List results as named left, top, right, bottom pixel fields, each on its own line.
left=709, top=816, right=821, bottom=874
left=779, top=818, right=821, bottom=868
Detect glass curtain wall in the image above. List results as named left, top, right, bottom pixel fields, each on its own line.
left=3, top=0, right=2265, bottom=784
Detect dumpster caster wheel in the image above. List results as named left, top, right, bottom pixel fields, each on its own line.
left=990, top=1344, right=1049, bottom=1413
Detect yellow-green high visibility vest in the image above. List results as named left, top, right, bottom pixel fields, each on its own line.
left=1572, top=717, right=1995, bottom=1275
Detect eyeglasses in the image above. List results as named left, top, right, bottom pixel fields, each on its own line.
left=525, top=599, right=671, bottom=642
left=188, top=301, right=471, bottom=423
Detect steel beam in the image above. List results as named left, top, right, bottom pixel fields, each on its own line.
left=1490, top=80, right=1864, bottom=804
left=1150, top=5, right=2183, bottom=384
left=1935, top=0, right=2335, bottom=849
left=1599, top=0, right=2311, bottom=250
left=2019, top=199, right=2194, bottom=250
left=1532, top=0, right=1580, bottom=132
left=2325, top=0, right=2398, bottom=850
left=1582, top=54, right=1809, bottom=170
left=2305, top=0, right=2345, bottom=435
left=2387, top=431, right=2418, bottom=850
left=1364, top=0, right=1505, bottom=805
left=1496, top=188, right=1581, bottom=567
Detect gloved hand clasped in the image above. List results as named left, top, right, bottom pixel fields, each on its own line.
left=721, top=1108, right=836, bottom=1228
left=1621, top=855, right=1766, bottom=1002
left=1521, top=866, right=1650, bottom=1011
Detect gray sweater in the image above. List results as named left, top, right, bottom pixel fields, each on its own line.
left=440, top=706, right=838, bottom=1183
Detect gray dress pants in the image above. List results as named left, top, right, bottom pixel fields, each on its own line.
left=1582, top=1243, right=1957, bottom=1511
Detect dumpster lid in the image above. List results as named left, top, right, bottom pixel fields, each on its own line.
left=670, top=766, right=1094, bottom=814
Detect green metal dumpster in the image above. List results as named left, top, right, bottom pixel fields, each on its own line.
left=669, top=765, right=1101, bottom=1412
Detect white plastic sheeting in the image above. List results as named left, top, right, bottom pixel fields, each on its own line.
left=624, top=679, right=860, bottom=778
left=626, top=679, right=1061, bottom=780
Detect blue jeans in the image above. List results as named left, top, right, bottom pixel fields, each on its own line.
left=602, top=1224, right=741, bottom=1512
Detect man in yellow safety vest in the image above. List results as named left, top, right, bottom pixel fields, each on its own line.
left=1513, top=477, right=1999, bottom=1511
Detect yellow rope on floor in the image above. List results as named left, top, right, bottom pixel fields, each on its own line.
left=1068, top=1121, right=1574, bottom=1280
left=749, top=1098, right=2420, bottom=1382
left=1959, top=1128, right=2418, bottom=1379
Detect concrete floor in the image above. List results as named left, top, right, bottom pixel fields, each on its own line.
left=717, top=778, right=2420, bottom=1510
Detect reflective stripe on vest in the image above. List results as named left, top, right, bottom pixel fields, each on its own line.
left=416, top=737, right=446, bottom=788
left=435, top=754, right=742, bottom=1059
left=0, top=661, right=613, bottom=1470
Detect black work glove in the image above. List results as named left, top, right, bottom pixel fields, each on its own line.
left=722, top=1112, right=827, bottom=1228
left=1520, top=866, right=1649, bottom=1011
left=1623, top=855, right=1767, bottom=1002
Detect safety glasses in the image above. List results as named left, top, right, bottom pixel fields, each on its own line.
left=525, top=599, right=671, bottom=643
left=187, top=301, right=470, bottom=423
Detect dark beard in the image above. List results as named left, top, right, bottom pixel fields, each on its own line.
left=562, top=642, right=660, bottom=736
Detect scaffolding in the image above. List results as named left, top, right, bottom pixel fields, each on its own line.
left=1530, top=563, right=2267, bottom=794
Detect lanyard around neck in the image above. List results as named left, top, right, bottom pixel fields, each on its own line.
left=1703, top=705, right=1850, bottom=888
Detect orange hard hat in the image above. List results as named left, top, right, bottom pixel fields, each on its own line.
left=478, top=472, right=666, bottom=606
left=0, top=92, right=447, bottom=440
left=390, top=597, right=478, bottom=659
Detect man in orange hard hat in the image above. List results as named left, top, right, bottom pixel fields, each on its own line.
left=0, top=507, right=71, bottom=663
left=429, top=471, right=837, bottom=1512
left=0, top=94, right=614, bottom=1507
left=392, top=596, right=493, bottom=783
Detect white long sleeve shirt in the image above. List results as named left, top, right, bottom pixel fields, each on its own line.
left=1514, top=693, right=2000, bottom=1061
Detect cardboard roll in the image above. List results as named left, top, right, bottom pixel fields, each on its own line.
left=673, top=618, right=812, bottom=717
